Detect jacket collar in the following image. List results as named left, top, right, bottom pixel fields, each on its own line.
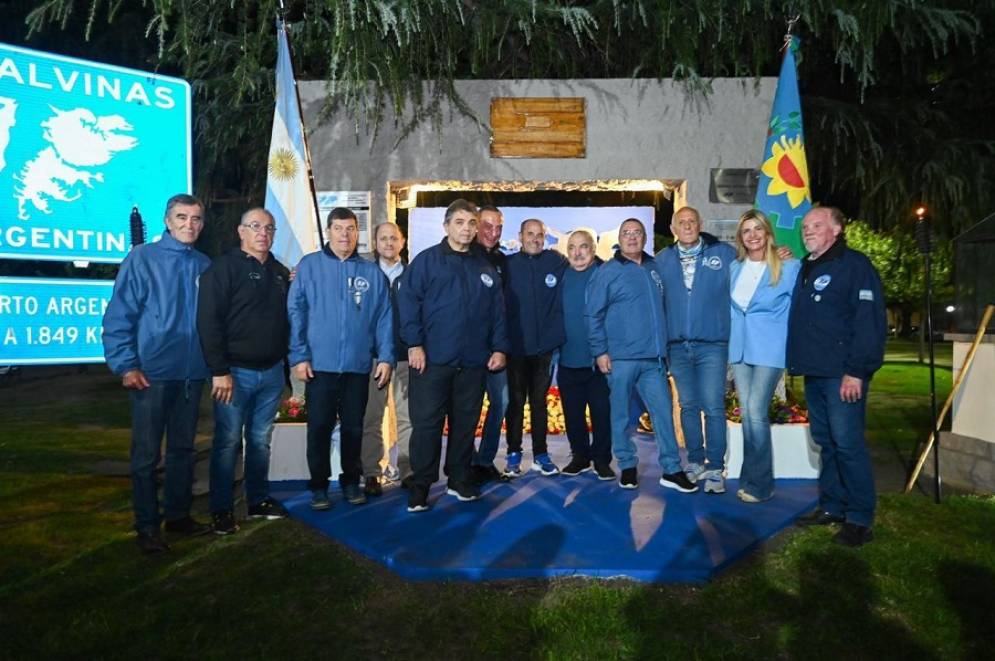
left=158, top=230, right=197, bottom=252
left=614, top=250, right=654, bottom=265
left=322, top=243, right=359, bottom=261
left=440, top=237, right=473, bottom=256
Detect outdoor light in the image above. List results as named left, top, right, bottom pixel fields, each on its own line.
left=916, top=205, right=927, bottom=219
left=946, top=305, right=956, bottom=313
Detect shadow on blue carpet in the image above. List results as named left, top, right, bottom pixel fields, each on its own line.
left=270, top=433, right=818, bottom=583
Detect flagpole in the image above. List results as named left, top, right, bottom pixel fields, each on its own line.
left=277, top=5, right=324, bottom=247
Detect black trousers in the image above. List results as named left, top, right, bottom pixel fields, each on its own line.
left=506, top=352, right=553, bottom=456
left=305, top=371, right=369, bottom=490
left=408, top=364, right=486, bottom=488
left=557, top=365, right=612, bottom=466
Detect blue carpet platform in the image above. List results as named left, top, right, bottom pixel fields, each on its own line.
left=270, top=433, right=818, bottom=583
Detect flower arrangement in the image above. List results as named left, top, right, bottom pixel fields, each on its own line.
left=276, top=395, right=307, bottom=422
left=724, top=389, right=808, bottom=424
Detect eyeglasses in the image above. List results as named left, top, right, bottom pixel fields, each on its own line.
left=620, top=229, right=644, bottom=238
left=242, top=222, right=277, bottom=235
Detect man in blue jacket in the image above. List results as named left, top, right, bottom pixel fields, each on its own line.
left=657, top=206, right=738, bottom=494
left=787, top=206, right=886, bottom=548
left=503, top=219, right=568, bottom=477
left=288, top=207, right=394, bottom=510
left=586, top=218, right=696, bottom=492
left=103, top=193, right=212, bottom=554
left=398, top=199, right=509, bottom=512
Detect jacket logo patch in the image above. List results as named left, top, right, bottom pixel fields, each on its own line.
left=859, top=289, right=874, bottom=301
left=813, top=275, right=832, bottom=291
left=480, top=273, right=494, bottom=287
left=650, top=270, right=662, bottom=284
left=249, top=272, right=262, bottom=280
left=353, top=276, right=370, bottom=293
left=703, top=256, right=723, bottom=270
left=545, top=273, right=558, bottom=288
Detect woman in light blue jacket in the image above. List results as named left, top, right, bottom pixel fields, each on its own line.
left=728, top=210, right=801, bottom=503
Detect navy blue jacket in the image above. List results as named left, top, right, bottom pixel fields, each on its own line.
left=786, top=239, right=887, bottom=379
left=656, top=232, right=737, bottom=345
left=504, top=249, right=568, bottom=357
left=559, top=258, right=602, bottom=368
left=586, top=252, right=669, bottom=361
left=287, top=245, right=394, bottom=373
left=103, top=231, right=211, bottom=381
left=398, top=239, right=510, bottom=368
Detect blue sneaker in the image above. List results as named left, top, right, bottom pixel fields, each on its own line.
left=503, top=451, right=523, bottom=478
left=310, top=490, right=332, bottom=511
left=342, top=483, right=367, bottom=505
left=531, top=453, right=560, bottom=476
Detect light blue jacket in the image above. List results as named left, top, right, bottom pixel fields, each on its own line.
left=656, top=233, right=737, bottom=345
left=102, top=231, right=211, bottom=381
left=728, top=258, right=801, bottom=368
left=288, top=246, right=394, bottom=374
left=586, top=251, right=669, bottom=361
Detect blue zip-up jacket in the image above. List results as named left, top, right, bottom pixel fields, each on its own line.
left=287, top=245, right=394, bottom=373
left=505, top=249, right=568, bottom=357
left=786, top=239, right=886, bottom=379
left=586, top=251, right=669, bottom=361
left=397, top=238, right=510, bottom=368
left=729, top=258, right=801, bottom=369
left=559, top=258, right=602, bottom=368
left=656, top=232, right=737, bottom=345
left=102, top=230, right=211, bottom=380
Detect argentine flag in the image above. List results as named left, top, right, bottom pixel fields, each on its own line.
left=755, top=36, right=812, bottom=258
left=265, top=20, right=320, bottom=268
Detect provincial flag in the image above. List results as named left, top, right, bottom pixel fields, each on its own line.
left=755, top=35, right=812, bottom=257
left=264, top=19, right=320, bottom=268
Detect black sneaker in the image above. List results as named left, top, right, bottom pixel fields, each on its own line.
left=659, top=472, right=698, bottom=493
left=796, top=510, right=845, bottom=527
left=364, top=476, right=383, bottom=497
left=136, top=531, right=169, bottom=554
left=594, top=463, right=616, bottom=481
left=342, top=483, right=367, bottom=505
left=446, top=481, right=482, bottom=502
left=407, top=485, right=430, bottom=512
left=472, top=464, right=509, bottom=486
left=619, top=467, right=638, bottom=489
left=211, top=510, right=239, bottom=535
left=163, top=516, right=211, bottom=536
left=833, top=523, right=874, bottom=547
left=247, top=498, right=288, bottom=519
left=562, top=457, right=592, bottom=476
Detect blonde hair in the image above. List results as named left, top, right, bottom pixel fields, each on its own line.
left=735, top=209, right=783, bottom=286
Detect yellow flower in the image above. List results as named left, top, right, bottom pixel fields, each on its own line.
left=760, top=135, right=811, bottom=209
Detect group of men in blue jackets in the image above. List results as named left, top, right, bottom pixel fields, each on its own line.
left=104, top=194, right=886, bottom=553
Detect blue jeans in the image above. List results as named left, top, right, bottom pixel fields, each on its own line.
left=731, top=363, right=783, bottom=500
left=607, top=359, right=681, bottom=474
left=804, top=376, right=876, bottom=527
left=474, top=368, right=508, bottom=467
left=669, top=342, right=728, bottom=470
left=129, top=379, right=204, bottom=535
left=209, top=363, right=285, bottom=513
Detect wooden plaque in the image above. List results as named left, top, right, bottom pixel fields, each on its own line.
left=490, top=97, right=586, bottom=158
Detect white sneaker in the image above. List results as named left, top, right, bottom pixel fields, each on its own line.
left=702, top=469, right=726, bottom=494
left=684, top=462, right=705, bottom=484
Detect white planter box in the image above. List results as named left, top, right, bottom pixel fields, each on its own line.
left=269, top=422, right=341, bottom=481
left=724, top=422, right=820, bottom=479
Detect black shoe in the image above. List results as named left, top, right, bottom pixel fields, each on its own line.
left=364, top=476, right=383, bottom=497
left=407, top=485, right=430, bottom=512
left=136, top=531, right=169, bottom=554
left=247, top=498, right=288, bottom=519
left=562, top=457, right=593, bottom=476
left=619, top=467, right=638, bottom=490
left=834, top=523, right=874, bottom=547
left=447, top=480, right=482, bottom=502
left=164, top=516, right=211, bottom=536
left=796, top=510, right=846, bottom=527
left=472, top=464, right=510, bottom=486
left=594, top=463, right=616, bottom=481
left=211, top=510, right=239, bottom=535
left=342, top=483, right=367, bottom=505
left=659, top=471, right=698, bottom=493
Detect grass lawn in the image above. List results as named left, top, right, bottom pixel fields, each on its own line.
left=1, top=345, right=992, bottom=659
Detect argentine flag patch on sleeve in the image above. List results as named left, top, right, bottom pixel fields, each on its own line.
left=859, top=289, right=874, bottom=301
